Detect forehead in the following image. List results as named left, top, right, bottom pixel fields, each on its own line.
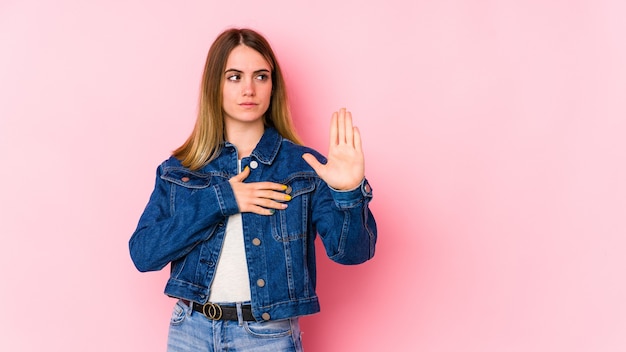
left=225, top=45, right=271, bottom=71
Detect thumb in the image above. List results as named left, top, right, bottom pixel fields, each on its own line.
left=230, top=166, right=250, bottom=182
left=302, top=153, right=323, bottom=175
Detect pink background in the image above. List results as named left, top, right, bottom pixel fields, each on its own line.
left=1, top=1, right=625, bottom=351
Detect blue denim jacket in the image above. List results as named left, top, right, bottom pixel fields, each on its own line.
left=129, top=127, right=377, bottom=322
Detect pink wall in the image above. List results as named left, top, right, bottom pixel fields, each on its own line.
left=1, top=1, right=625, bottom=351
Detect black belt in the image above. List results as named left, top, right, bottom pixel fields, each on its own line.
left=182, top=300, right=256, bottom=321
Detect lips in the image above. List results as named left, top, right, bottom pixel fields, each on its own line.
left=239, top=102, right=258, bottom=107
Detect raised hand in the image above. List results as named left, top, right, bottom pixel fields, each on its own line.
left=229, top=166, right=291, bottom=215
left=302, top=108, right=365, bottom=190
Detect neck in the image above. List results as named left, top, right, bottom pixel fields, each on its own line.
left=225, top=120, right=265, bottom=158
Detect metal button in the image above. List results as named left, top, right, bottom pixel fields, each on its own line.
left=252, top=238, right=261, bottom=246
left=257, top=279, right=265, bottom=287
left=250, top=160, right=259, bottom=169
left=364, top=183, right=371, bottom=193
left=285, top=185, right=292, bottom=194
left=262, top=313, right=271, bottom=321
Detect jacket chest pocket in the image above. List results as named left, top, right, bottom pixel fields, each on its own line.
left=161, top=168, right=215, bottom=213
left=271, top=177, right=315, bottom=242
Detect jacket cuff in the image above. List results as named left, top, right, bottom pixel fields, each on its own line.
left=213, top=180, right=240, bottom=216
left=329, top=178, right=373, bottom=208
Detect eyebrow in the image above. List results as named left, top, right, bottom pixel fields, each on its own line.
left=224, top=68, right=271, bottom=74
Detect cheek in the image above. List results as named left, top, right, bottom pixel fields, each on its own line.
left=222, top=87, right=236, bottom=104
left=261, top=85, right=273, bottom=102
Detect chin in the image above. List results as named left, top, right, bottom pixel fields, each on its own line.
left=227, top=116, right=264, bottom=124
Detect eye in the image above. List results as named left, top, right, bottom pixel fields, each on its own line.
left=255, top=73, right=270, bottom=81
left=227, top=74, right=241, bottom=82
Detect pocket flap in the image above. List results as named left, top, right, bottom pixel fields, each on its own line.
left=161, top=168, right=212, bottom=189
left=285, top=177, right=315, bottom=198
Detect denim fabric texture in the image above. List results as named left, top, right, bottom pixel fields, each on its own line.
left=129, top=127, right=377, bottom=322
left=167, top=300, right=303, bottom=352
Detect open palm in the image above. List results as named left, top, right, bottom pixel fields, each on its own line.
left=303, top=108, right=365, bottom=190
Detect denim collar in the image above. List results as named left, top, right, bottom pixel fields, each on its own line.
left=224, top=127, right=282, bottom=165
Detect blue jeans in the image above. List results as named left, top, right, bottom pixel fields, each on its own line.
left=167, top=300, right=304, bottom=352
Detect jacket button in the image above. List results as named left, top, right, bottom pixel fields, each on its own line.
left=250, top=160, right=259, bottom=169
left=256, top=279, right=265, bottom=287
left=252, top=238, right=261, bottom=246
left=262, top=313, right=271, bottom=321
left=181, top=177, right=190, bottom=182
left=285, top=185, right=292, bottom=194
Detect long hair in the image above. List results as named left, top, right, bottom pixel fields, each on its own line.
left=173, top=28, right=302, bottom=170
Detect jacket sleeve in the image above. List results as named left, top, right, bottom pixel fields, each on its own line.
left=311, top=178, right=377, bottom=265
left=128, top=163, right=240, bottom=272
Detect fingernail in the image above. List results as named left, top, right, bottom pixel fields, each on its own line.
left=268, top=209, right=275, bottom=215
left=285, top=195, right=292, bottom=201
left=282, top=185, right=288, bottom=190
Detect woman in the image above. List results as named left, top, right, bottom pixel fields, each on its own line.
left=129, top=28, right=377, bottom=351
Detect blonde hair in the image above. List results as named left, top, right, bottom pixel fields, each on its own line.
left=173, top=28, right=301, bottom=170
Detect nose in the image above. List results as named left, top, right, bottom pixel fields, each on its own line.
left=242, top=78, right=255, bottom=96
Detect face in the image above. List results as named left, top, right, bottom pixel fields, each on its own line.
left=222, top=45, right=273, bottom=128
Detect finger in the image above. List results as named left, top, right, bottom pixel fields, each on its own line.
left=251, top=181, right=289, bottom=192
left=255, top=197, right=290, bottom=209
left=231, top=166, right=250, bottom=182
left=345, top=110, right=354, bottom=147
left=255, top=189, right=292, bottom=202
left=337, top=108, right=346, bottom=144
left=248, top=205, right=279, bottom=216
left=329, top=111, right=338, bottom=146
left=302, top=153, right=324, bottom=176
left=353, top=126, right=363, bottom=153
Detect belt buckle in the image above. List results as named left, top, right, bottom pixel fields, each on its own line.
left=202, top=302, right=223, bottom=320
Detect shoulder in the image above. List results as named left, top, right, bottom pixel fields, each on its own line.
left=160, top=155, right=185, bottom=169
left=279, top=138, right=327, bottom=163
left=155, top=156, right=194, bottom=177
left=275, top=139, right=327, bottom=178
left=155, top=156, right=216, bottom=187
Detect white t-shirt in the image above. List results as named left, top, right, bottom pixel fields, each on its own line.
left=208, top=160, right=251, bottom=303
